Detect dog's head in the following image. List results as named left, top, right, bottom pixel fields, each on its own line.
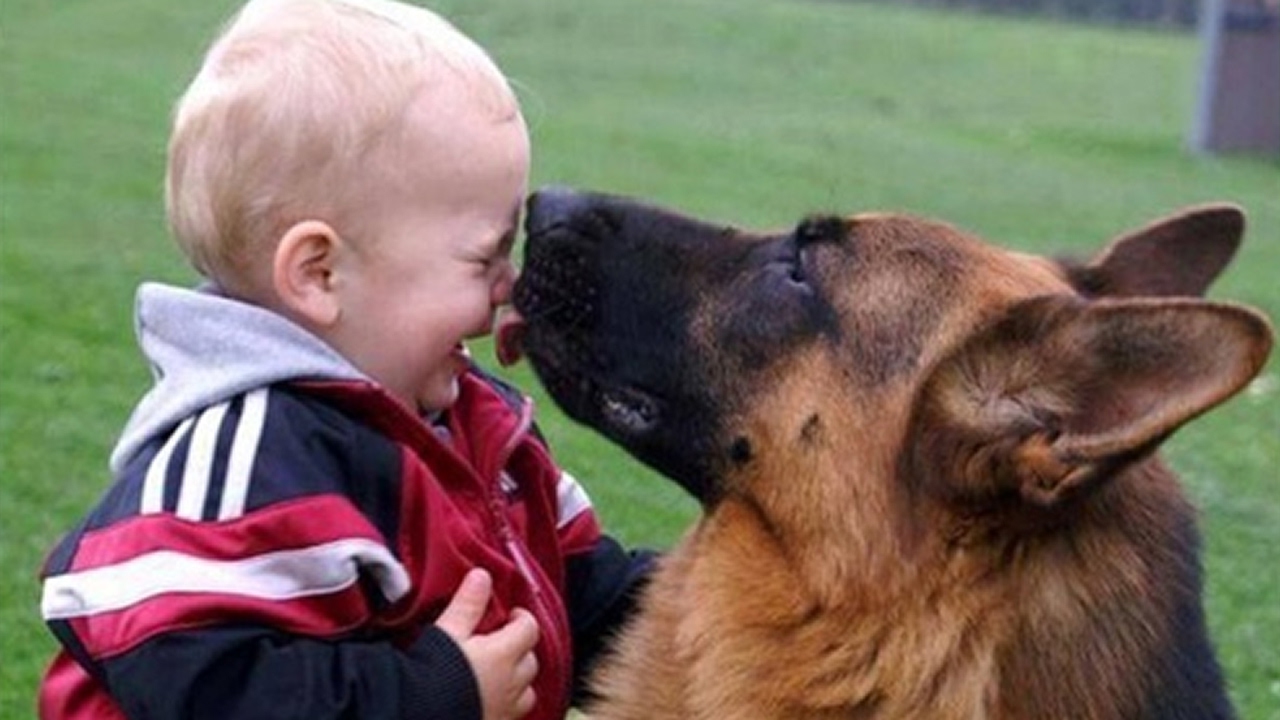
left=508, top=188, right=1271, bottom=552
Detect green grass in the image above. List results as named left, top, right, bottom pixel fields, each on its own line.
left=3, top=0, right=1277, bottom=716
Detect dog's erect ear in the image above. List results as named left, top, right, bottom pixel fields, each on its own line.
left=916, top=296, right=1272, bottom=507
left=1065, top=203, right=1244, bottom=298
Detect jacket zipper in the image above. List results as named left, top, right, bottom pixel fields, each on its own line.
left=488, top=399, right=572, bottom=714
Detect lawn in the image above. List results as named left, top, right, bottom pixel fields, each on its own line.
left=2, top=0, right=1277, bottom=716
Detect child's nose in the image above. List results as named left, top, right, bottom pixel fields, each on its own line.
left=492, top=259, right=517, bottom=306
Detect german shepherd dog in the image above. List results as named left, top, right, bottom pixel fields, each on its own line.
left=503, top=188, right=1273, bottom=719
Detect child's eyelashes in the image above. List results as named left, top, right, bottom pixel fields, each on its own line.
left=464, top=231, right=516, bottom=273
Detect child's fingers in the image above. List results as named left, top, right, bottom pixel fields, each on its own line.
left=435, top=569, right=492, bottom=642
left=514, top=645, right=539, bottom=686
left=514, top=686, right=537, bottom=718
left=497, top=608, right=540, bottom=655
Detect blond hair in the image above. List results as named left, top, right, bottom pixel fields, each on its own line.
left=166, top=0, right=519, bottom=295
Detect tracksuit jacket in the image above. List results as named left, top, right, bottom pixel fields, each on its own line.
left=38, top=282, right=652, bottom=720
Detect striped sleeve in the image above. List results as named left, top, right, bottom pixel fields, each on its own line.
left=134, top=387, right=270, bottom=520
left=554, top=470, right=591, bottom=527
left=38, top=387, right=491, bottom=719
left=41, top=496, right=409, bottom=659
left=41, top=387, right=409, bottom=660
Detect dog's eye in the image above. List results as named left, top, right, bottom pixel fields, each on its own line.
left=763, top=235, right=815, bottom=293
left=769, top=244, right=811, bottom=292
left=788, top=250, right=808, bottom=285
left=782, top=215, right=843, bottom=290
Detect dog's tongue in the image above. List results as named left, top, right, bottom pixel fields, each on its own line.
left=494, top=309, right=526, bottom=367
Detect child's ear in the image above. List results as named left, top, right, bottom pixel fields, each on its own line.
left=273, top=220, right=343, bottom=327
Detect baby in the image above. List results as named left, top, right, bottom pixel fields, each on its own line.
left=38, top=1, right=652, bottom=719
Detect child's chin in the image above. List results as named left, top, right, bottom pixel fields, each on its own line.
left=422, top=377, right=462, bottom=413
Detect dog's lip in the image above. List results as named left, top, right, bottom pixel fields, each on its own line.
left=525, top=348, right=663, bottom=439
left=495, top=308, right=526, bottom=367
left=596, top=384, right=661, bottom=436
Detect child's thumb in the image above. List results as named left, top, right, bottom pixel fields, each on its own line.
left=435, top=568, right=492, bottom=642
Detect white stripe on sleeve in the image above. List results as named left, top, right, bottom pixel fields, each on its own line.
left=140, top=417, right=196, bottom=515
left=555, top=471, right=593, bottom=529
left=218, top=389, right=269, bottom=521
left=40, top=537, right=411, bottom=620
left=175, top=401, right=230, bottom=520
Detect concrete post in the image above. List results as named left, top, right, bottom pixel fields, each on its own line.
left=1190, top=0, right=1280, bottom=158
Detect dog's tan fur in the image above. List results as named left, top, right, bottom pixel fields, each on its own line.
left=564, top=205, right=1272, bottom=719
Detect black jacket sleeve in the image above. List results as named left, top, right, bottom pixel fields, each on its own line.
left=99, top=625, right=481, bottom=720
left=563, top=533, right=657, bottom=706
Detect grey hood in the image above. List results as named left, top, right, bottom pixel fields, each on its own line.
left=110, top=283, right=369, bottom=473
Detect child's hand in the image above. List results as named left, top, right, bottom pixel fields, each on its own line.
left=436, top=569, right=540, bottom=720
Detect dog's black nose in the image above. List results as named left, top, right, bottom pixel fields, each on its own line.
left=525, top=186, right=589, bottom=237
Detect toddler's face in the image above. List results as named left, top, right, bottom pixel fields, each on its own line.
left=329, top=88, right=530, bottom=412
